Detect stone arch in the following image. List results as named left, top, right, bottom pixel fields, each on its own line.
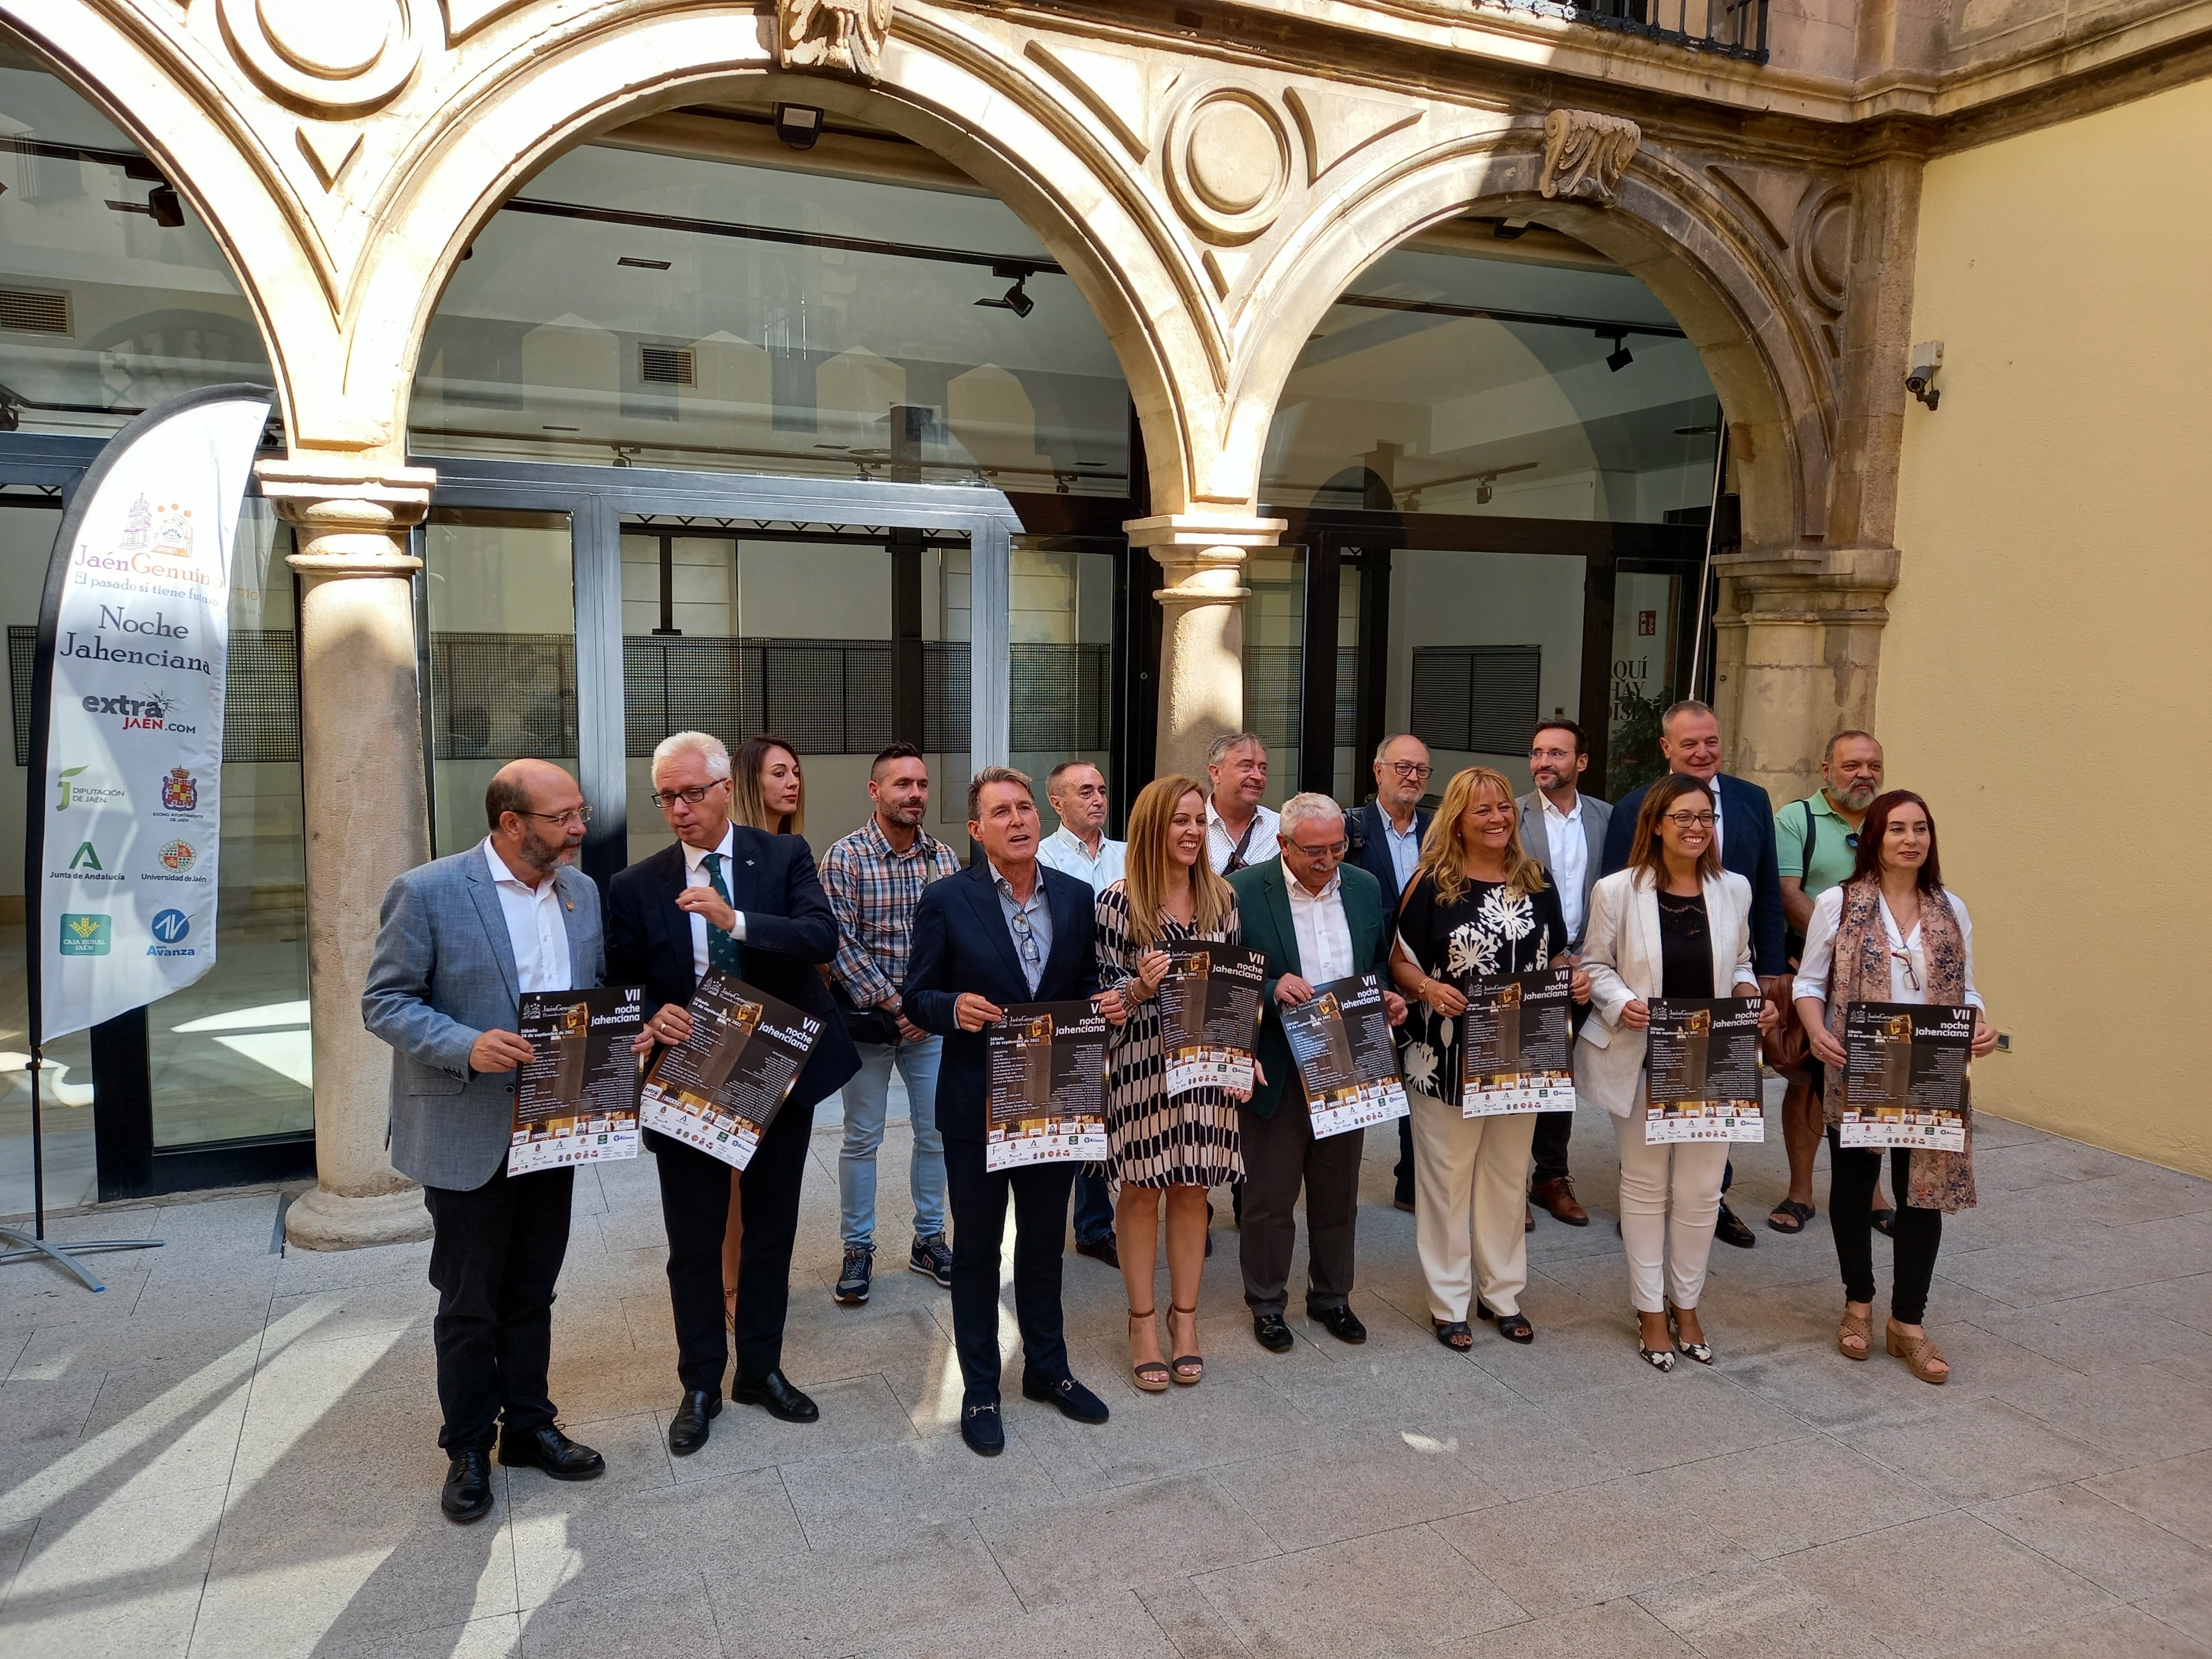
left=1227, top=129, right=1838, bottom=554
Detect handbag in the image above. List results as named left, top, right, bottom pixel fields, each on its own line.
left=1760, top=972, right=1811, bottom=1079
left=832, top=983, right=902, bottom=1047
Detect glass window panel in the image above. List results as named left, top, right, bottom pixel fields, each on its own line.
left=421, top=508, right=577, bottom=858
left=1009, top=541, right=1115, bottom=829
left=1608, top=566, right=1688, bottom=796
left=1239, top=550, right=1303, bottom=809
left=413, top=133, right=1130, bottom=493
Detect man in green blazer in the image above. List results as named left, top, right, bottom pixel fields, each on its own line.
left=1228, top=793, right=1408, bottom=1354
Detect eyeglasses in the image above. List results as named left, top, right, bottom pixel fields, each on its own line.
left=1385, top=761, right=1431, bottom=780
left=518, top=805, right=593, bottom=826
left=650, top=782, right=729, bottom=808
left=1663, top=811, right=1716, bottom=828
left=1290, top=839, right=1348, bottom=859
left=1890, top=948, right=1921, bottom=993
left=1005, top=894, right=1043, bottom=974
left=1845, top=833, right=1860, bottom=849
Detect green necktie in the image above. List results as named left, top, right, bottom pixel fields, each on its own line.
left=701, top=852, right=744, bottom=978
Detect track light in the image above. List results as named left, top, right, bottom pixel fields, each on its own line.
left=1595, top=328, right=1633, bottom=372
left=773, top=103, right=823, bottom=151
left=975, top=265, right=1035, bottom=319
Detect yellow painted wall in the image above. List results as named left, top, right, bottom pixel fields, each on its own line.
left=1886, top=77, right=2212, bottom=1177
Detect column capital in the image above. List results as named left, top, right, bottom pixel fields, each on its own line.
left=1713, top=544, right=1901, bottom=621
left=1120, top=513, right=1286, bottom=556
left=259, top=455, right=438, bottom=577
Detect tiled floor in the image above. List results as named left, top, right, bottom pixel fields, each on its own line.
left=2, top=1102, right=2208, bottom=1658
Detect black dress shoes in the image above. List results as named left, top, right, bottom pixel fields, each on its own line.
left=499, top=1423, right=605, bottom=1481
left=731, top=1369, right=819, bottom=1422
left=1022, top=1371, right=1109, bottom=1423
left=1714, top=1203, right=1757, bottom=1249
left=1075, top=1234, right=1120, bottom=1269
left=441, top=1448, right=493, bottom=1524
left=1253, top=1311, right=1294, bottom=1352
left=667, top=1389, right=721, bottom=1457
left=961, top=1394, right=1005, bottom=1456
left=1309, top=1303, right=1367, bottom=1344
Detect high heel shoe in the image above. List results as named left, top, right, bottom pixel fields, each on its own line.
left=1167, top=1303, right=1203, bottom=1386
left=1128, top=1307, right=1169, bottom=1393
left=1886, top=1319, right=1950, bottom=1385
left=1837, top=1305, right=1872, bottom=1361
left=1666, top=1303, right=1713, bottom=1365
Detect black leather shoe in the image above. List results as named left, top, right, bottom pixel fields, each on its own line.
left=1075, top=1234, right=1120, bottom=1269
left=731, top=1369, right=819, bottom=1423
left=1252, top=1311, right=1294, bottom=1353
left=1022, top=1371, right=1109, bottom=1423
left=667, top=1389, right=720, bottom=1457
left=1715, top=1204, right=1757, bottom=1250
left=440, top=1448, right=493, bottom=1523
left=961, top=1394, right=1005, bottom=1456
left=499, top=1423, right=605, bottom=1481
left=1309, top=1303, right=1367, bottom=1344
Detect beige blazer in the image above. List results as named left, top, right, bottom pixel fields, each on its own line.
left=1573, top=866, right=1760, bottom=1118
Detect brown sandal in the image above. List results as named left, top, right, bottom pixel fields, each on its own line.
left=1885, top=1319, right=1949, bottom=1384
left=1837, top=1306, right=1871, bottom=1361
left=1128, top=1308, right=1170, bottom=1393
left=1168, top=1303, right=1203, bottom=1386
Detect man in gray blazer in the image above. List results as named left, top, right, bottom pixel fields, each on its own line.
left=1517, top=719, right=1611, bottom=1227
left=363, top=758, right=609, bottom=1524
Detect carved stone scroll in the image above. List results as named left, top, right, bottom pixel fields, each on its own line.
left=776, top=0, right=895, bottom=83
left=1539, top=108, right=1641, bottom=205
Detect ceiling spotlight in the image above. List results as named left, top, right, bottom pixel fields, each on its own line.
left=1595, top=328, right=1634, bottom=372
left=975, top=265, right=1035, bottom=319
left=773, top=103, right=823, bottom=151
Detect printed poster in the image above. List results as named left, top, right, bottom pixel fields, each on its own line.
left=638, top=971, right=824, bottom=1170
left=1645, top=997, right=1767, bottom=1143
left=1460, top=967, right=1575, bottom=1117
left=986, top=1001, right=1109, bottom=1171
left=508, top=986, right=644, bottom=1174
left=1838, top=1001, right=1973, bottom=1152
left=1157, top=942, right=1267, bottom=1095
left=1279, top=973, right=1408, bottom=1139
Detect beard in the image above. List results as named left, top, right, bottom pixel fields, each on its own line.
left=1833, top=781, right=1879, bottom=811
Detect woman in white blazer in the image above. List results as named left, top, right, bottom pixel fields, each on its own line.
left=1577, top=774, right=1775, bottom=1370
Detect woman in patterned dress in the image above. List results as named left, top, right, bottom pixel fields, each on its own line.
left=1096, top=774, right=1247, bottom=1390
left=1390, top=766, right=1588, bottom=1350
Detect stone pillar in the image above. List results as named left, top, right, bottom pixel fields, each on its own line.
left=260, top=459, right=440, bottom=1250
left=1123, top=514, right=1284, bottom=781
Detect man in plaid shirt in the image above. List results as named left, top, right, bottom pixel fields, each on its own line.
left=820, top=742, right=962, bottom=1307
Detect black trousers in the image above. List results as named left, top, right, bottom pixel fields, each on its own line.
left=1828, top=1131, right=1942, bottom=1323
left=943, top=1136, right=1072, bottom=1397
left=650, top=1088, right=812, bottom=1395
left=1237, top=1097, right=1362, bottom=1314
left=1393, top=1115, right=1416, bottom=1204
left=422, top=1162, right=574, bottom=1452
left=1530, top=1111, right=1573, bottom=1184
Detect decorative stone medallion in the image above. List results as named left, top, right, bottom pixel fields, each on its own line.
left=1165, top=86, right=1292, bottom=246
left=217, top=0, right=424, bottom=114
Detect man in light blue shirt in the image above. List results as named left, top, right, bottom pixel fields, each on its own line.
left=1036, top=759, right=1125, bottom=1266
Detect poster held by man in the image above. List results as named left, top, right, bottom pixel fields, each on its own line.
left=11, top=383, right=275, bottom=1288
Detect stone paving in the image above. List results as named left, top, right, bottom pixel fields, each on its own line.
left=2, top=1102, right=2210, bottom=1659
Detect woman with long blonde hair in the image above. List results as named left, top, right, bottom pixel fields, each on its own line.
left=1094, top=774, right=1246, bottom=1391
left=1390, top=765, right=1587, bottom=1350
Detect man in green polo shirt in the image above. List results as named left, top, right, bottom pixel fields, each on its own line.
left=1769, top=731, right=1890, bottom=1234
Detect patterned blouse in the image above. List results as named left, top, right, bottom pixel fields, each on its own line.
left=1393, top=871, right=1568, bottom=1108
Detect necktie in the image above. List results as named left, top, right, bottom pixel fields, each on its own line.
left=700, top=852, right=743, bottom=978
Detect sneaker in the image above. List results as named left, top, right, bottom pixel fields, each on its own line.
left=910, top=1232, right=953, bottom=1288
left=834, top=1244, right=874, bottom=1306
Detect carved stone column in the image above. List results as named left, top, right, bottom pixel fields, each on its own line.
left=260, top=458, right=439, bottom=1250
left=1123, top=514, right=1285, bottom=782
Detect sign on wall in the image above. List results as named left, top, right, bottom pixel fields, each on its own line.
left=29, top=385, right=273, bottom=1041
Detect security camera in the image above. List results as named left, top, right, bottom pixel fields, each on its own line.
left=1906, top=341, right=1943, bottom=410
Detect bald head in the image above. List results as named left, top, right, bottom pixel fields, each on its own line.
left=486, top=759, right=586, bottom=881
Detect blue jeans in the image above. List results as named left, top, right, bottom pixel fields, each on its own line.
left=1072, top=1171, right=1114, bottom=1246
left=838, top=1036, right=946, bottom=1248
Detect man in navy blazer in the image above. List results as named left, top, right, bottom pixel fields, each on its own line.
left=1345, top=733, right=1432, bottom=1211
left=903, top=766, right=1118, bottom=1456
left=607, top=732, right=858, bottom=1457
left=1598, top=700, right=1785, bottom=1248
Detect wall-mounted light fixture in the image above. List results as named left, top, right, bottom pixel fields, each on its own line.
left=975, top=264, right=1035, bottom=318
left=773, top=103, right=823, bottom=151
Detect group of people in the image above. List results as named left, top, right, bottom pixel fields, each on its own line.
left=363, top=702, right=1992, bottom=1522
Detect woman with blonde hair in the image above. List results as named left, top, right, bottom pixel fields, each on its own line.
left=1095, top=774, right=1246, bottom=1390
left=1389, top=765, right=1586, bottom=1349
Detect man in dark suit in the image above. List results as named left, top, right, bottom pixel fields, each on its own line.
left=1345, top=733, right=1431, bottom=1213
left=903, top=766, right=1118, bottom=1457
left=1599, top=699, right=1786, bottom=1249
left=1231, top=794, right=1407, bottom=1353
left=608, top=731, right=859, bottom=1457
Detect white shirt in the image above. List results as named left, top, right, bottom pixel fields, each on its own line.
left=1539, top=791, right=1589, bottom=943
left=1285, top=867, right=1357, bottom=984
left=1378, top=808, right=1423, bottom=895
left=1036, top=825, right=1127, bottom=894
left=1207, top=800, right=1280, bottom=873
left=680, top=825, right=749, bottom=982
left=1793, top=886, right=1983, bottom=1009
left=482, top=837, right=571, bottom=994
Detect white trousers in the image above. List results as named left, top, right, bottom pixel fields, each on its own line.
left=1610, top=1110, right=1729, bottom=1313
left=1409, top=1089, right=1535, bottom=1322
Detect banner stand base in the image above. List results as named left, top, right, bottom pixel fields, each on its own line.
left=0, top=1228, right=164, bottom=1293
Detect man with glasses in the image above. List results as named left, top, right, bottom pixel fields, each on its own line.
left=363, top=759, right=608, bottom=1524
left=1206, top=732, right=1280, bottom=873
left=1230, top=794, right=1408, bottom=1352
left=608, top=731, right=858, bottom=1458
left=1347, top=733, right=1432, bottom=1213
left=1517, top=719, right=1611, bottom=1227
left=1600, top=700, right=1787, bottom=1249
left=1770, top=731, right=1892, bottom=1235
left=1035, top=759, right=1126, bottom=1269
left=820, top=742, right=962, bottom=1307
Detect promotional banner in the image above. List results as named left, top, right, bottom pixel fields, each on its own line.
left=28, top=385, right=274, bottom=1041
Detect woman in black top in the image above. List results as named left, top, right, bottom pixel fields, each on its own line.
left=1390, top=766, right=1588, bottom=1349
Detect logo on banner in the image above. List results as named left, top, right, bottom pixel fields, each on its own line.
left=68, top=841, right=102, bottom=871
left=79, top=688, right=183, bottom=732
left=59, top=914, right=111, bottom=956
left=150, top=505, right=194, bottom=560
left=148, top=909, right=195, bottom=957
left=121, top=495, right=152, bottom=550
left=158, top=839, right=196, bottom=872
left=161, top=766, right=200, bottom=813
left=53, top=765, right=122, bottom=811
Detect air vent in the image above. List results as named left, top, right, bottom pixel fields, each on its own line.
left=0, top=288, right=70, bottom=336
left=640, top=345, right=695, bottom=387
